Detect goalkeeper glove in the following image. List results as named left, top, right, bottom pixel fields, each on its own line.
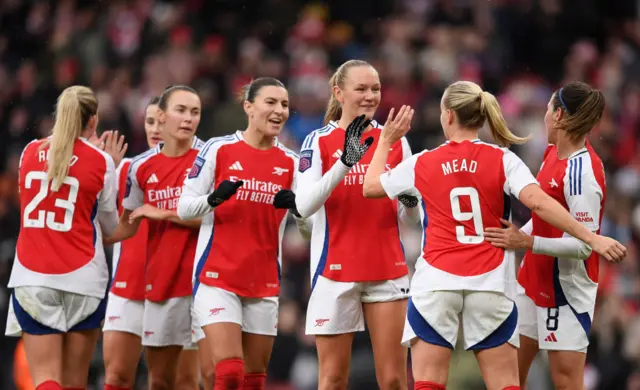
left=341, top=114, right=374, bottom=167
left=207, top=180, right=243, bottom=207
left=398, top=194, right=418, bottom=208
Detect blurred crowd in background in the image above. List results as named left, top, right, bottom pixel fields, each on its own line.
left=1, top=0, right=640, bottom=389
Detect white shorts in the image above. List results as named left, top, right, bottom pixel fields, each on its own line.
left=142, top=296, right=204, bottom=348
left=5, top=286, right=105, bottom=337
left=193, top=284, right=279, bottom=336
left=402, top=290, right=518, bottom=350
left=103, top=293, right=204, bottom=349
left=103, top=293, right=144, bottom=337
left=516, top=291, right=592, bottom=353
left=306, top=275, right=409, bottom=335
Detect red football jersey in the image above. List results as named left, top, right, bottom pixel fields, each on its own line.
left=296, top=120, right=411, bottom=286
left=123, top=140, right=203, bottom=302
left=380, top=140, right=538, bottom=297
left=180, top=132, right=297, bottom=298
left=518, top=142, right=605, bottom=310
left=110, top=159, right=148, bottom=300
left=9, top=137, right=117, bottom=298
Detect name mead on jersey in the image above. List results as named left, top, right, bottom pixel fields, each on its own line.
left=442, top=159, right=477, bottom=176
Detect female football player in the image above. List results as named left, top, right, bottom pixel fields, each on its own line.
left=6, top=85, right=125, bottom=390
left=295, top=60, right=419, bottom=390
left=178, top=77, right=305, bottom=390
left=484, top=81, right=613, bottom=390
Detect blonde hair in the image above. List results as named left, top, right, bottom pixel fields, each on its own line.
left=45, top=86, right=98, bottom=191
left=443, top=81, right=529, bottom=147
left=324, top=60, right=373, bottom=125
left=552, top=82, right=605, bottom=141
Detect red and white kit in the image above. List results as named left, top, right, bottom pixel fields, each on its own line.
left=380, top=139, right=537, bottom=350
left=122, top=137, right=204, bottom=347
left=178, top=131, right=298, bottom=337
left=517, top=142, right=605, bottom=352
left=6, top=137, right=117, bottom=336
left=296, top=120, right=418, bottom=335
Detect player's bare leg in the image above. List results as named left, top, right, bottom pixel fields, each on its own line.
left=410, top=340, right=451, bottom=388
left=474, top=343, right=520, bottom=390
left=175, top=349, right=199, bottom=390
left=145, top=346, right=183, bottom=390
left=197, top=339, right=215, bottom=390
left=242, top=332, right=274, bottom=388
left=61, top=329, right=101, bottom=388
left=22, top=333, right=64, bottom=387
left=547, top=350, right=586, bottom=390
left=517, top=335, right=539, bottom=388
left=315, top=333, right=354, bottom=390
left=364, top=300, right=408, bottom=390
left=103, top=330, right=143, bottom=388
left=203, top=322, right=243, bottom=389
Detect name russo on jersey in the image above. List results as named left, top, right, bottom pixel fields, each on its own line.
left=229, top=175, right=283, bottom=205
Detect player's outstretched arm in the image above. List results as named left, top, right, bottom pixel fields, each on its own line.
left=518, top=184, right=626, bottom=263
left=295, top=115, right=372, bottom=218
left=484, top=218, right=592, bottom=260
left=129, top=204, right=202, bottom=229
left=104, top=209, right=141, bottom=245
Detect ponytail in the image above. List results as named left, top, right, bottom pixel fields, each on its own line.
left=443, top=81, right=530, bottom=147
left=551, top=82, right=605, bottom=141
left=44, top=86, right=98, bottom=191
left=479, top=91, right=529, bottom=147
left=324, top=73, right=342, bottom=125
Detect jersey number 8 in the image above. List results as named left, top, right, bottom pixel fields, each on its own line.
left=23, top=171, right=79, bottom=232
left=449, top=187, right=484, bottom=244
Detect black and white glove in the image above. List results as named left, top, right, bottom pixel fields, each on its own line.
left=341, top=114, right=374, bottom=167
left=207, top=180, right=243, bottom=207
left=273, top=189, right=301, bottom=217
left=398, top=194, right=418, bottom=208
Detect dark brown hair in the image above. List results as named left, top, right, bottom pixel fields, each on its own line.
left=551, top=81, right=605, bottom=141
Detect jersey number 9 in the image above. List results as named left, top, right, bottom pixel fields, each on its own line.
left=449, top=187, right=484, bottom=244
left=23, top=171, right=79, bottom=232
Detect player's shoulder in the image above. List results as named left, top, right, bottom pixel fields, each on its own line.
left=566, top=145, right=603, bottom=190
left=273, top=139, right=299, bottom=162
left=129, top=146, right=161, bottom=171
left=19, top=138, right=46, bottom=164
left=191, top=136, right=206, bottom=150
left=300, top=122, right=342, bottom=150
left=198, top=132, right=243, bottom=157
left=77, top=138, right=114, bottom=170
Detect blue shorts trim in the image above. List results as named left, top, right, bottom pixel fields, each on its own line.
left=468, top=302, right=518, bottom=351
left=12, top=293, right=107, bottom=335
left=407, top=298, right=454, bottom=349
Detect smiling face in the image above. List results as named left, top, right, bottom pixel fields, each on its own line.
left=334, top=65, right=381, bottom=120
left=244, top=85, right=289, bottom=137
left=158, top=90, right=201, bottom=142
left=144, top=104, right=161, bottom=148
